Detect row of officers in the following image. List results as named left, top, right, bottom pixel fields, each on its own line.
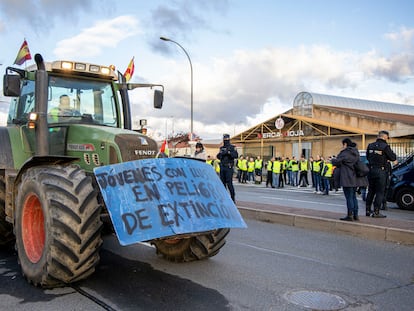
left=205, top=153, right=334, bottom=189
left=233, top=155, right=333, bottom=189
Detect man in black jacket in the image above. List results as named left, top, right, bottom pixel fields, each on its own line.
left=217, top=134, right=238, bottom=202
left=366, top=130, right=397, bottom=218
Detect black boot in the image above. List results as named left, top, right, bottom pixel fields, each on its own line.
left=372, top=208, right=386, bottom=218
left=340, top=212, right=353, bottom=221
left=353, top=215, right=360, bottom=221
left=365, top=206, right=372, bottom=217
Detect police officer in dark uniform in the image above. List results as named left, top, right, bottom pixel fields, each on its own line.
left=217, top=134, right=238, bottom=202
left=366, top=130, right=397, bottom=218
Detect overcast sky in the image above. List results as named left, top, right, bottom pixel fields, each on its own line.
left=0, top=0, right=413, bottom=139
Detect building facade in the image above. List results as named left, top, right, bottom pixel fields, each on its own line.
left=231, top=92, right=414, bottom=161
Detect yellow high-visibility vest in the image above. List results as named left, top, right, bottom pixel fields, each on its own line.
left=272, top=160, right=282, bottom=174
left=266, top=160, right=273, bottom=171
left=254, top=159, right=263, bottom=169
left=247, top=161, right=255, bottom=172
left=241, top=159, right=248, bottom=171
left=300, top=160, right=308, bottom=171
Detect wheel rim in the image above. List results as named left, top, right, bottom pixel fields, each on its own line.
left=163, top=238, right=182, bottom=245
left=22, top=193, right=45, bottom=263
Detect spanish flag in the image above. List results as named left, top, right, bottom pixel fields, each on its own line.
left=14, top=39, right=32, bottom=65
left=159, top=139, right=169, bottom=157
left=123, top=57, right=135, bottom=82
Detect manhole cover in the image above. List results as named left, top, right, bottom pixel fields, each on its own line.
left=284, top=290, right=347, bottom=310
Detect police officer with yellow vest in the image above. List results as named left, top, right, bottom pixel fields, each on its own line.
left=312, top=155, right=323, bottom=193
left=265, top=158, right=274, bottom=187
left=298, top=155, right=309, bottom=187
left=321, top=157, right=333, bottom=195
left=247, top=157, right=255, bottom=183
left=290, top=156, right=299, bottom=186
left=254, top=156, right=263, bottom=184
left=272, top=157, right=283, bottom=188
left=236, top=155, right=244, bottom=183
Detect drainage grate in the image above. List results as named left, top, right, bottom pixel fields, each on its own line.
left=284, top=290, right=347, bottom=310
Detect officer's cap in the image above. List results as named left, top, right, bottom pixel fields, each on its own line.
left=223, top=134, right=230, bottom=140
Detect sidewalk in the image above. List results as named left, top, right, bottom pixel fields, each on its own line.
left=236, top=200, right=414, bottom=245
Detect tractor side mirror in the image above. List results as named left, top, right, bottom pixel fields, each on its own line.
left=3, top=74, right=21, bottom=97
left=154, top=89, right=163, bottom=109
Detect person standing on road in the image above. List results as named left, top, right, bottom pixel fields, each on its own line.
left=265, top=157, right=274, bottom=188
left=217, top=134, right=238, bottom=202
left=312, top=155, right=323, bottom=194
left=321, top=157, right=333, bottom=195
left=290, top=156, right=299, bottom=186
left=194, top=142, right=206, bottom=160
left=298, top=155, right=309, bottom=187
left=272, top=157, right=282, bottom=188
left=381, top=160, right=393, bottom=210
left=332, top=138, right=361, bottom=221
left=365, top=130, right=397, bottom=218
left=247, top=157, right=255, bottom=183
left=254, top=155, right=263, bottom=184
left=236, top=155, right=244, bottom=183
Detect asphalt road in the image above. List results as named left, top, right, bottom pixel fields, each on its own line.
left=1, top=186, right=413, bottom=311
left=234, top=182, right=414, bottom=221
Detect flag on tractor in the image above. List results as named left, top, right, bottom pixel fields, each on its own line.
left=123, top=57, right=135, bottom=82
left=14, top=39, right=32, bottom=65
left=160, top=139, right=169, bottom=157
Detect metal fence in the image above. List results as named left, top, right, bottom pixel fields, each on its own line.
left=389, top=141, right=414, bottom=163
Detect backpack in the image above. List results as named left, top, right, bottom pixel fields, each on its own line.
left=354, top=160, right=369, bottom=177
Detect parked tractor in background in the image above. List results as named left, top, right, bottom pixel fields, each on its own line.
left=0, top=54, right=230, bottom=288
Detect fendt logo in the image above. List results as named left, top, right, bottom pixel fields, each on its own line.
left=134, top=150, right=156, bottom=156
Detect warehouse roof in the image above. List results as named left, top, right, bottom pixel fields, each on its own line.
left=293, top=91, right=414, bottom=116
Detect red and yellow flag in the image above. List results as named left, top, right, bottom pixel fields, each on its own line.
left=14, top=39, right=32, bottom=65
left=123, top=57, right=135, bottom=82
left=160, top=139, right=169, bottom=156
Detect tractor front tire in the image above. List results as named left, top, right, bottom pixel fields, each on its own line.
left=152, top=228, right=230, bottom=262
left=15, top=165, right=102, bottom=288
left=0, top=175, right=14, bottom=246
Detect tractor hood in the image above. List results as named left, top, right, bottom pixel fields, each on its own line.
left=63, top=124, right=159, bottom=172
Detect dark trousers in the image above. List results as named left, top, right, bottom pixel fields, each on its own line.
left=266, top=171, right=273, bottom=187
left=299, top=171, right=309, bottom=186
left=343, top=186, right=358, bottom=216
left=366, top=168, right=387, bottom=211
left=220, top=166, right=235, bottom=201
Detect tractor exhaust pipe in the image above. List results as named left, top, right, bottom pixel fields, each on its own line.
left=34, top=54, right=49, bottom=156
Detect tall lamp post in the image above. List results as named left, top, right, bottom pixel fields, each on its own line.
left=160, top=36, right=193, bottom=138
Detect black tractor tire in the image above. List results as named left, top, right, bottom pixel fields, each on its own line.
left=152, top=228, right=230, bottom=262
left=396, top=187, right=414, bottom=210
left=0, top=175, right=14, bottom=246
left=15, top=164, right=103, bottom=288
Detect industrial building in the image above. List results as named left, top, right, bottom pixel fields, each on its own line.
left=230, top=92, right=414, bottom=161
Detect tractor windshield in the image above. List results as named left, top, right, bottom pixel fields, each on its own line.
left=47, top=76, right=118, bottom=127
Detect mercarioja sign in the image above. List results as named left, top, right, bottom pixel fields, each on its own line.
left=261, top=130, right=304, bottom=139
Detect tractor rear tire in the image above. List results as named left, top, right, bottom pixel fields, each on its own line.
left=15, top=165, right=102, bottom=288
left=0, top=175, right=14, bottom=246
left=152, top=228, right=230, bottom=262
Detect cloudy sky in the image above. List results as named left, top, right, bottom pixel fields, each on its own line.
left=0, top=0, right=413, bottom=139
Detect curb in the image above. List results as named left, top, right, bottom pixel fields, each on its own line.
left=238, top=207, right=414, bottom=245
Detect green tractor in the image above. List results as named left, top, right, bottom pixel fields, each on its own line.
left=0, top=54, right=229, bottom=288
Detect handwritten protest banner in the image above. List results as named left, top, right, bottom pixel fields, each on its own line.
left=94, top=158, right=247, bottom=246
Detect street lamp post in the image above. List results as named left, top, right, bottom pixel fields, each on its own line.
left=160, top=36, right=193, bottom=138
